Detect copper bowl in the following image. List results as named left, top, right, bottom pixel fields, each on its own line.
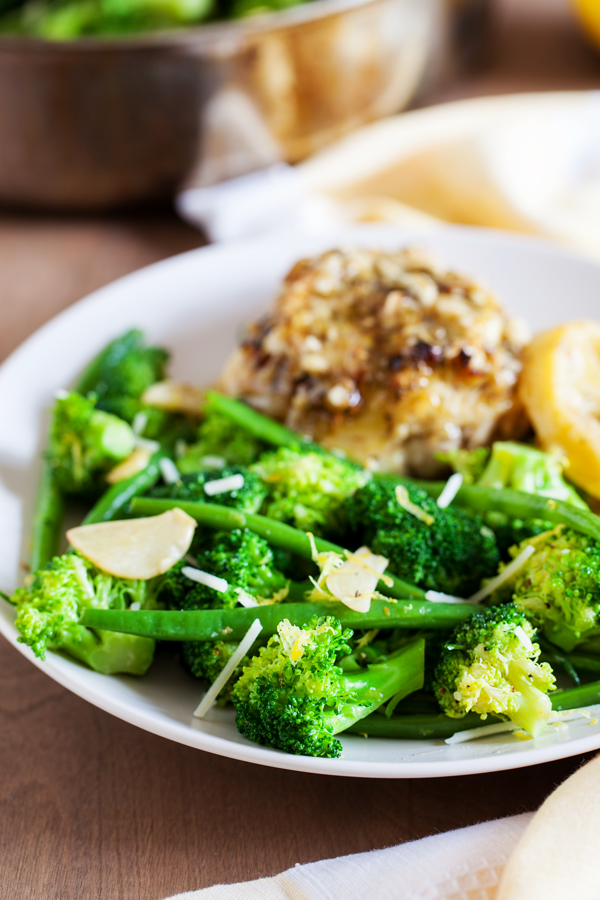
left=0, top=0, right=440, bottom=210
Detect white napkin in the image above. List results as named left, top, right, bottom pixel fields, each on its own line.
left=165, top=813, right=533, bottom=900
left=177, top=91, right=600, bottom=257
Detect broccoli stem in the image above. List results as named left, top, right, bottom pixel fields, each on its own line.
left=205, top=392, right=315, bottom=450
left=348, top=679, right=600, bottom=739
left=329, top=639, right=425, bottom=733
left=406, top=480, right=600, bottom=542
left=30, top=457, right=65, bottom=572
left=80, top=598, right=475, bottom=641
left=82, top=451, right=166, bottom=524
left=74, top=329, right=140, bottom=396
left=130, top=497, right=426, bottom=601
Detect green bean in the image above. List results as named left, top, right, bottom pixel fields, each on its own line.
left=565, top=656, right=600, bottom=676
left=346, top=711, right=499, bottom=740
left=130, top=497, right=426, bottom=601
left=348, top=680, right=600, bottom=740
left=551, top=679, right=600, bottom=710
left=29, top=457, right=65, bottom=572
left=80, top=598, right=475, bottom=642
left=407, top=480, right=600, bottom=542
left=82, top=451, right=166, bottom=525
left=205, top=391, right=314, bottom=450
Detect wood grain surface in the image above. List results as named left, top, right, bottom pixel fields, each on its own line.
left=2, top=2, right=600, bottom=897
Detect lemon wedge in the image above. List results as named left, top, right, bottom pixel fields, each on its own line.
left=67, top=509, right=196, bottom=580
left=519, top=320, right=600, bottom=497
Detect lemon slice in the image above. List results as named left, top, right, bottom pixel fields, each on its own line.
left=67, top=509, right=196, bottom=580
left=519, top=320, right=600, bottom=497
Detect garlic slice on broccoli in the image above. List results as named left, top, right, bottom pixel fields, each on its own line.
left=307, top=534, right=391, bottom=613
left=67, top=509, right=196, bottom=580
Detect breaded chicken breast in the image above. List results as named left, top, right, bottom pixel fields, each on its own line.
left=219, top=247, right=529, bottom=476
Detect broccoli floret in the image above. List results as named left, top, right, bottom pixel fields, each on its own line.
left=77, top=329, right=169, bottom=436
left=11, top=552, right=157, bottom=674
left=251, top=447, right=371, bottom=536
left=346, top=479, right=499, bottom=597
left=232, top=617, right=424, bottom=757
left=436, top=447, right=490, bottom=484
left=148, top=467, right=267, bottom=513
left=48, top=391, right=135, bottom=495
left=441, top=442, right=587, bottom=555
left=179, top=411, right=267, bottom=472
left=500, top=526, right=600, bottom=653
left=433, top=603, right=555, bottom=736
left=182, top=640, right=249, bottom=704
left=159, top=528, right=288, bottom=611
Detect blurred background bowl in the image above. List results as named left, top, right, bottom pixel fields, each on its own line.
left=0, top=0, right=440, bottom=211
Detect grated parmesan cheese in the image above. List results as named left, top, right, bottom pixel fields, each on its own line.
left=182, top=566, right=228, bottom=593
left=193, top=619, right=263, bottom=718
left=204, top=474, right=245, bottom=496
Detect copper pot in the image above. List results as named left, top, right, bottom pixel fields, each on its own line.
left=0, top=0, right=440, bottom=210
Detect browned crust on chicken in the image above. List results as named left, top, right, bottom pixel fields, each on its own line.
left=219, top=247, right=529, bottom=476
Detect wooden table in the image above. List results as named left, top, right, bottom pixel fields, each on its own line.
left=3, top=1, right=600, bottom=897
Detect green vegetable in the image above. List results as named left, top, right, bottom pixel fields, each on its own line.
left=346, top=478, right=500, bottom=597
left=499, top=527, right=600, bottom=652
left=183, top=640, right=251, bottom=704
left=433, top=603, right=555, bottom=737
left=178, top=411, right=268, bottom=472
left=76, top=329, right=169, bottom=435
left=232, top=617, right=424, bottom=757
left=30, top=457, right=65, bottom=572
left=441, top=442, right=587, bottom=554
left=80, top=597, right=476, bottom=642
left=149, top=467, right=267, bottom=514
left=48, top=391, right=135, bottom=496
left=130, top=496, right=426, bottom=601
left=10, top=552, right=158, bottom=675
left=351, top=678, right=600, bottom=739
left=82, top=451, right=166, bottom=525
left=410, top=481, right=600, bottom=543
left=205, top=392, right=314, bottom=451
left=251, top=446, right=370, bottom=535
left=159, top=528, right=289, bottom=611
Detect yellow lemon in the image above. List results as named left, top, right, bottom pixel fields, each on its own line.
left=519, top=320, right=600, bottom=497
left=67, top=508, right=196, bottom=579
left=572, top=0, right=600, bottom=50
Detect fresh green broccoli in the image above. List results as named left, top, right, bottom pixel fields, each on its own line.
left=433, top=602, right=555, bottom=736
left=498, top=526, right=600, bottom=653
left=48, top=391, right=135, bottom=496
left=345, top=478, right=499, bottom=597
left=77, top=329, right=169, bottom=437
left=159, top=528, right=288, bottom=612
left=436, top=447, right=490, bottom=485
left=250, top=446, right=371, bottom=536
left=178, top=411, right=268, bottom=472
left=11, top=552, right=157, bottom=674
left=232, top=617, right=424, bottom=757
left=148, top=467, right=267, bottom=514
left=182, top=640, right=249, bottom=704
left=440, top=442, right=587, bottom=555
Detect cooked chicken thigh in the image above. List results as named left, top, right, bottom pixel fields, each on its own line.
left=219, top=247, right=529, bottom=476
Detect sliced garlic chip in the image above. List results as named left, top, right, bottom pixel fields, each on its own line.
left=142, top=380, right=204, bottom=416
left=67, top=509, right=196, bottom=580
left=325, top=546, right=389, bottom=613
left=106, top=448, right=152, bottom=484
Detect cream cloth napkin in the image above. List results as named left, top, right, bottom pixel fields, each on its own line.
left=165, top=813, right=533, bottom=900
left=177, top=91, right=600, bottom=258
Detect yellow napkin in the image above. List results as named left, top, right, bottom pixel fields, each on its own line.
left=300, top=91, right=600, bottom=258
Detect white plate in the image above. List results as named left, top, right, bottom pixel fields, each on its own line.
left=2, top=223, right=600, bottom=779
